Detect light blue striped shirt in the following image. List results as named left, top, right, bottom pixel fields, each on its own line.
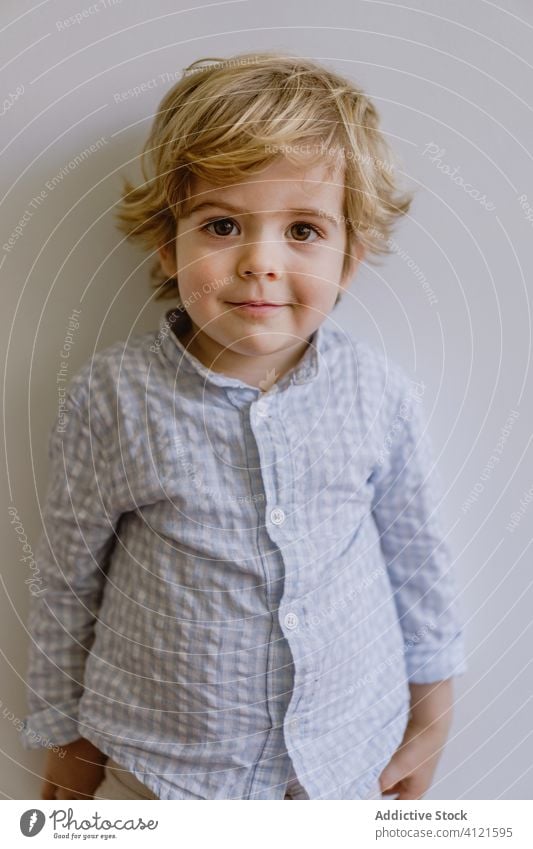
left=21, top=306, right=466, bottom=799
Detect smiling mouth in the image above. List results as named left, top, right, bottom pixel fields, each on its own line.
left=226, top=301, right=287, bottom=317
left=227, top=301, right=286, bottom=306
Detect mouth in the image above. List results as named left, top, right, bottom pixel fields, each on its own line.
left=226, top=301, right=287, bottom=316
left=227, top=301, right=286, bottom=307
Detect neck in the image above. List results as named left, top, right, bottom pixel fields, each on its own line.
left=173, top=314, right=311, bottom=391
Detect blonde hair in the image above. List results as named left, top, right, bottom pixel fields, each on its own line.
left=114, top=51, right=413, bottom=303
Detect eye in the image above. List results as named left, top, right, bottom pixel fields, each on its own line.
left=289, top=222, right=324, bottom=242
left=202, top=218, right=239, bottom=237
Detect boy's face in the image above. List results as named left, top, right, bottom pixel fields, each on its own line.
left=158, top=155, right=363, bottom=380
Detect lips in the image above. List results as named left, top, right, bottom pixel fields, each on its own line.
left=226, top=301, right=286, bottom=317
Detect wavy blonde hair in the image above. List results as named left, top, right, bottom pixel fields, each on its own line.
left=114, top=51, right=413, bottom=303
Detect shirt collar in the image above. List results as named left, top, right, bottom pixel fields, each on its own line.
left=158, top=306, right=323, bottom=393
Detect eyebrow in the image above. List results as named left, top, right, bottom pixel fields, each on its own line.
left=185, top=200, right=340, bottom=226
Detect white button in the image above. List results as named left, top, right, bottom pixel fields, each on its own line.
left=289, top=717, right=300, bottom=730
left=270, top=507, right=285, bottom=525
left=256, top=401, right=269, bottom=418
left=284, top=612, right=299, bottom=629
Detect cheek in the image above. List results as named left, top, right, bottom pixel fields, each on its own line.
left=302, top=243, right=345, bottom=277
left=178, top=250, right=228, bottom=293
left=296, top=276, right=339, bottom=307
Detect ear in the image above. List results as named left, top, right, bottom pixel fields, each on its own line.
left=158, top=241, right=177, bottom=279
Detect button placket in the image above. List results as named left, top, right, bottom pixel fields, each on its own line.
left=255, top=384, right=278, bottom=418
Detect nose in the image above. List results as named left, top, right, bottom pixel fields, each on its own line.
left=236, top=239, right=283, bottom=282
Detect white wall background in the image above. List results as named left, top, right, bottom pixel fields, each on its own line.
left=1, top=0, right=532, bottom=800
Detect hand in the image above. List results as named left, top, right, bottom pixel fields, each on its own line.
left=41, top=737, right=108, bottom=800
left=379, top=679, right=454, bottom=800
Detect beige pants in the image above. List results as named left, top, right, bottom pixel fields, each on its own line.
left=94, top=758, right=159, bottom=800
left=94, top=757, right=382, bottom=800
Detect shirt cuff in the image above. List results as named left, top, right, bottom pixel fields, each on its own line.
left=404, top=632, right=468, bottom=684
left=19, top=699, right=82, bottom=750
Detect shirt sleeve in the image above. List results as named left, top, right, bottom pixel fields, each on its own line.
left=20, top=394, right=120, bottom=750
left=370, top=376, right=467, bottom=684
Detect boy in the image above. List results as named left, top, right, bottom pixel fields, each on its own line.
left=21, top=52, right=466, bottom=800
